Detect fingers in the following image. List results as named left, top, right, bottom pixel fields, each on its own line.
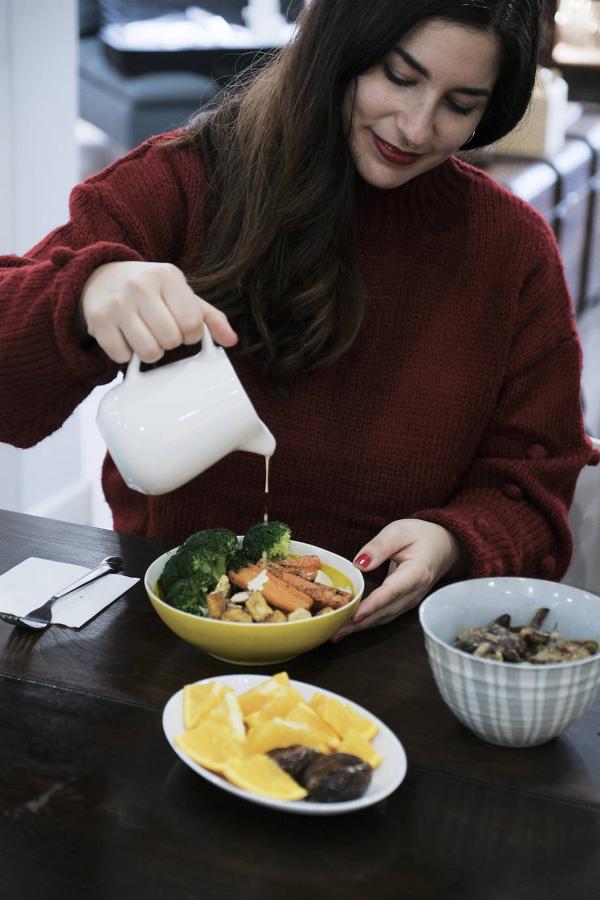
left=353, top=521, right=415, bottom=574
left=333, top=588, right=421, bottom=641
left=332, top=561, right=425, bottom=643
left=119, top=315, right=168, bottom=364
left=201, top=301, right=239, bottom=348
left=155, top=266, right=239, bottom=350
left=162, top=271, right=237, bottom=348
left=336, top=519, right=460, bottom=644
left=81, top=261, right=238, bottom=364
left=355, top=560, right=424, bottom=622
left=93, top=324, right=134, bottom=366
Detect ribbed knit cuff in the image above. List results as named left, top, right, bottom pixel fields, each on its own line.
left=51, top=241, right=144, bottom=382
left=410, top=503, right=564, bottom=581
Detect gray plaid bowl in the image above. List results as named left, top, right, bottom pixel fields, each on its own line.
left=419, top=577, right=600, bottom=747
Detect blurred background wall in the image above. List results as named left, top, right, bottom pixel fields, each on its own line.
left=0, top=0, right=103, bottom=526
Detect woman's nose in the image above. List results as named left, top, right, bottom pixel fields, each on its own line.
left=397, top=105, right=435, bottom=150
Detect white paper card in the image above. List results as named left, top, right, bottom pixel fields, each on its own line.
left=0, top=557, right=139, bottom=627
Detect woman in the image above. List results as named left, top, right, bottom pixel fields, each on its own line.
left=0, top=0, right=595, bottom=637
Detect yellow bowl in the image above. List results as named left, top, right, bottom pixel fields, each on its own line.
left=144, top=540, right=364, bottom=665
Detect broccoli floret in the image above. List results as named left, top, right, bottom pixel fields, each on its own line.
left=159, top=528, right=239, bottom=595
left=227, top=548, right=252, bottom=573
left=159, top=552, right=194, bottom=595
left=165, top=572, right=214, bottom=616
left=242, top=521, right=292, bottom=563
left=183, top=528, right=238, bottom=561
left=182, top=528, right=239, bottom=578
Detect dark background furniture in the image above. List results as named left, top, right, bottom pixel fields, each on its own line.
left=79, top=0, right=218, bottom=149
left=542, top=0, right=600, bottom=103
left=463, top=102, right=600, bottom=318
left=469, top=106, right=600, bottom=436
left=480, top=117, right=600, bottom=316
left=78, top=0, right=302, bottom=149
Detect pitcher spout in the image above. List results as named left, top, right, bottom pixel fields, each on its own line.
left=241, top=422, right=276, bottom=457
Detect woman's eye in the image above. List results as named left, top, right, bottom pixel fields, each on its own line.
left=447, top=99, right=474, bottom=116
left=382, top=62, right=477, bottom=117
left=382, top=64, right=414, bottom=88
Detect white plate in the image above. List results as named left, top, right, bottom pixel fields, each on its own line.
left=162, top=673, right=407, bottom=815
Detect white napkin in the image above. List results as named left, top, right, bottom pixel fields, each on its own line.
left=0, top=557, right=139, bottom=627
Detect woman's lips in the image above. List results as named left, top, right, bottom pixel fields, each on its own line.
left=371, top=132, right=423, bottom=167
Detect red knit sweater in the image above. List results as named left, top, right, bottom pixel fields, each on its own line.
left=0, top=136, right=596, bottom=581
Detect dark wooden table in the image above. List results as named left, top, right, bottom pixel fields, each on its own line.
left=1, top=509, right=599, bottom=900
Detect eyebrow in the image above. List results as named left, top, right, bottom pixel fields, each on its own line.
left=393, top=47, right=492, bottom=98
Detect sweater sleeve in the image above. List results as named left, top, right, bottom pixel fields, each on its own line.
left=412, top=221, right=599, bottom=582
left=0, top=137, right=189, bottom=449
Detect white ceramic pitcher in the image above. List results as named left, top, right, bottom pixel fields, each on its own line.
left=96, top=330, right=276, bottom=495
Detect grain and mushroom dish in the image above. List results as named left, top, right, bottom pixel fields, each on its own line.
left=157, top=522, right=353, bottom=623
left=454, top=607, right=599, bottom=663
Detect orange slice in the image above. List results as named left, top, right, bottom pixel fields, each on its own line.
left=244, top=685, right=305, bottom=728
left=308, top=691, right=328, bottom=713
left=204, top=692, right=246, bottom=742
left=245, top=716, right=329, bottom=755
left=183, top=681, right=232, bottom=730
left=238, top=672, right=290, bottom=716
left=339, top=729, right=382, bottom=768
left=285, top=702, right=340, bottom=750
left=310, top=695, right=378, bottom=741
left=223, top=754, right=307, bottom=801
left=175, top=721, right=246, bottom=773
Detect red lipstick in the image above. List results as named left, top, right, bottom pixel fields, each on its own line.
left=372, top=132, right=422, bottom=167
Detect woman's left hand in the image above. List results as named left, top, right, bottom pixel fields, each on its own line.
left=333, top=519, right=465, bottom=641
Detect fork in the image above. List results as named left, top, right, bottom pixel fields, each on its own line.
left=6, top=556, right=123, bottom=630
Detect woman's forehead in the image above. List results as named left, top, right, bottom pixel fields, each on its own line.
left=393, top=18, right=500, bottom=89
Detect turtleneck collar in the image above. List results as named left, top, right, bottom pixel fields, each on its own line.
left=355, top=156, right=473, bottom=236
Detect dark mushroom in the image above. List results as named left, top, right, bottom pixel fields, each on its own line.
left=528, top=636, right=600, bottom=664
left=267, top=745, right=324, bottom=780
left=529, top=607, right=550, bottom=630
left=300, top=753, right=372, bottom=802
left=455, top=621, right=527, bottom=661
left=454, top=607, right=598, bottom=664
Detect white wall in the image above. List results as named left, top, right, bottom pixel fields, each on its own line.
left=0, top=0, right=98, bottom=524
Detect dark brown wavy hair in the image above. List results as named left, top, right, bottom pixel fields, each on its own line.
left=171, top=0, right=543, bottom=388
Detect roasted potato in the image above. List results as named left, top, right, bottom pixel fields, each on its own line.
left=222, top=605, right=253, bottom=623
left=245, top=591, right=274, bottom=622
left=265, top=609, right=287, bottom=624
left=207, top=592, right=227, bottom=619
left=287, top=608, right=312, bottom=622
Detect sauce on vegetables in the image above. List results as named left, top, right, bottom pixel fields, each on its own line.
left=263, top=455, right=270, bottom=524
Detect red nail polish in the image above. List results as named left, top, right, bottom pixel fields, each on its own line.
left=354, top=553, right=372, bottom=570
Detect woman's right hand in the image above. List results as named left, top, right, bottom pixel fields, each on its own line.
left=79, top=260, right=238, bottom=364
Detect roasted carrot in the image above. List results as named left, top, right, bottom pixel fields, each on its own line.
left=268, top=565, right=351, bottom=610
left=277, top=555, right=321, bottom=582
left=228, top=564, right=313, bottom=613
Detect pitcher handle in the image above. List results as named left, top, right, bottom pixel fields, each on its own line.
left=125, top=326, right=219, bottom=385
left=199, top=326, right=219, bottom=359
left=124, top=353, right=142, bottom=385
